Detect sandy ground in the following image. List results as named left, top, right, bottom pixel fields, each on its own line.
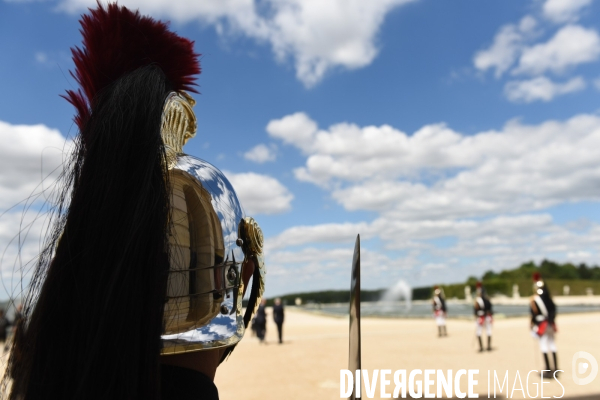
left=215, top=308, right=600, bottom=399
left=0, top=309, right=596, bottom=399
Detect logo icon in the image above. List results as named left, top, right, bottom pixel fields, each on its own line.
left=572, top=351, right=598, bottom=385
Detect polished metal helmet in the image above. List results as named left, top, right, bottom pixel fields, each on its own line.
left=159, top=91, right=265, bottom=355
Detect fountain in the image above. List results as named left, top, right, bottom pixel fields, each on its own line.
left=379, top=279, right=412, bottom=312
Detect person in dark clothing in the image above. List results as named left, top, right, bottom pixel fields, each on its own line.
left=254, top=299, right=268, bottom=343
left=273, top=298, right=285, bottom=344
left=0, top=309, right=10, bottom=347
left=530, top=272, right=559, bottom=378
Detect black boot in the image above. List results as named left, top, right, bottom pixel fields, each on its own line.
left=443, top=326, right=447, bottom=336
left=553, top=352, right=559, bottom=377
left=542, top=353, right=553, bottom=378
left=543, top=353, right=551, bottom=370
left=438, top=326, right=442, bottom=337
left=478, top=336, right=484, bottom=352
left=487, top=336, right=492, bottom=351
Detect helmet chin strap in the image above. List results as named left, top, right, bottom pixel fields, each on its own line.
left=219, top=263, right=262, bottom=364
left=243, top=264, right=263, bottom=329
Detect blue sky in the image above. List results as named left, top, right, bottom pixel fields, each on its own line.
left=1, top=0, right=600, bottom=299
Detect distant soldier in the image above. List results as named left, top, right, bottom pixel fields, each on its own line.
left=530, top=272, right=558, bottom=377
left=273, top=298, right=285, bottom=344
left=474, top=282, right=493, bottom=352
left=432, top=286, right=447, bottom=337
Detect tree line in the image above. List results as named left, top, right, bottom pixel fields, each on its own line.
left=267, top=260, right=600, bottom=304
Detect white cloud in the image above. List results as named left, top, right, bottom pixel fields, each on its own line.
left=0, top=121, right=71, bottom=299
left=542, top=0, right=592, bottom=24
left=268, top=113, right=475, bottom=186
left=57, top=0, right=262, bottom=25
left=423, top=263, right=446, bottom=270
left=263, top=111, right=600, bottom=289
left=56, top=0, right=416, bottom=87
left=445, top=222, right=600, bottom=264
left=473, top=16, right=538, bottom=78
left=265, top=221, right=371, bottom=251
left=243, top=143, right=276, bottom=163
left=504, top=75, right=586, bottom=102
left=0, top=210, right=50, bottom=277
left=34, top=52, right=48, bottom=64
left=263, top=0, right=416, bottom=87
left=225, top=171, right=293, bottom=215
left=475, top=7, right=600, bottom=104
left=376, top=214, right=556, bottom=245
left=269, top=247, right=354, bottom=266
left=514, top=25, right=600, bottom=76
left=270, top=112, right=600, bottom=222
left=33, top=51, right=69, bottom=67
left=0, top=213, right=47, bottom=301
left=566, top=250, right=592, bottom=259
left=265, top=245, right=417, bottom=294
left=266, top=214, right=556, bottom=252
left=0, top=121, right=69, bottom=209
left=263, top=211, right=600, bottom=291
left=266, top=112, right=319, bottom=152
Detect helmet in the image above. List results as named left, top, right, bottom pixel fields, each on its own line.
left=159, top=90, right=266, bottom=354
left=161, top=154, right=266, bottom=353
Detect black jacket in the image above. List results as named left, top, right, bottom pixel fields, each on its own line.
left=273, top=304, right=284, bottom=324
left=0, top=316, right=10, bottom=340
left=254, top=305, right=267, bottom=326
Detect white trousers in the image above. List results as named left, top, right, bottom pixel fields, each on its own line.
left=476, top=316, right=492, bottom=337
left=435, top=314, right=446, bottom=326
left=539, top=325, right=557, bottom=353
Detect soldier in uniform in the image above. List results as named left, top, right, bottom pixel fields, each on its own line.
left=432, top=286, right=447, bottom=337
left=474, top=281, right=493, bottom=352
left=530, top=272, right=558, bottom=378
left=3, top=4, right=265, bottom=400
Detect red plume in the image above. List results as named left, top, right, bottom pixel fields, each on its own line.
left=532, top=272, right=541, bottom=282
left=476, top=281, right=482, bottom=288
left=63, top=2, right=201, bottom=129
